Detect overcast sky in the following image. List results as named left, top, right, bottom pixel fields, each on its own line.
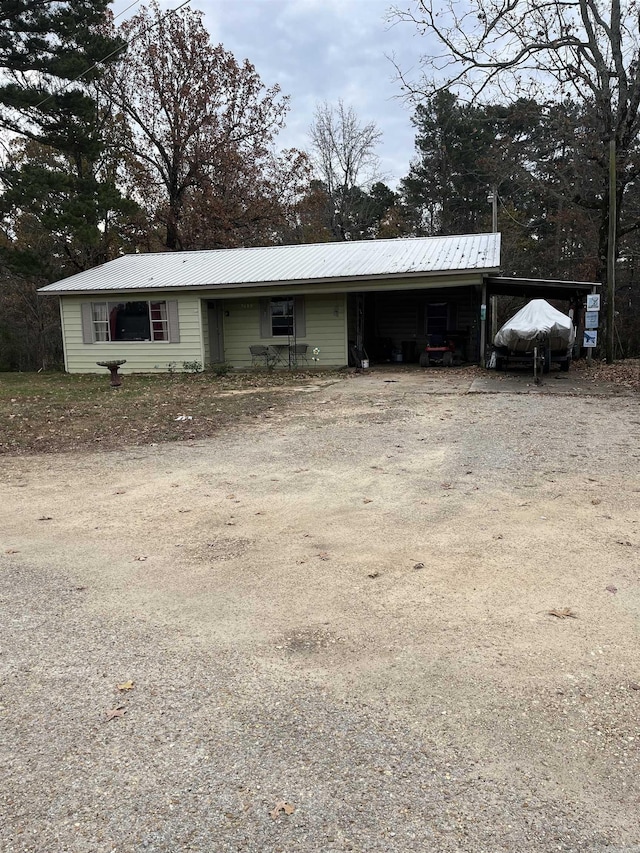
left=112, top=0, right=430, bottom=188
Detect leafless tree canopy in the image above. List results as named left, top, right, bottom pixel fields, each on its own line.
left=308, top=100, right=383, bottom=239
left=391, top=0, right=640, bottom=134
left=310, top=100, right=382, bottom=196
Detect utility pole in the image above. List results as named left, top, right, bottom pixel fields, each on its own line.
left=490, top=186, right=498, bottom=342
left=491, top=185, right=498, bottom=233
left=606, top=139, right=616, bottom=363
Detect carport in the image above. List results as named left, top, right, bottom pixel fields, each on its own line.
left=480, top=275, right=601, bottom=366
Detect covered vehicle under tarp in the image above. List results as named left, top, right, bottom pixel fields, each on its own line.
left=493, top=299, right=576, bottom=371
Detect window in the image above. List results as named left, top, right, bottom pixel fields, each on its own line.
left=270, top=297, right=294, bottom=337
left=91, top=301, right=168, bottom=342
left=259, top=295, right=305, bottom=339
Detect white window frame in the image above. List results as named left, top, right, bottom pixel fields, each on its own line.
left=91, top=300, right=169, bottom=342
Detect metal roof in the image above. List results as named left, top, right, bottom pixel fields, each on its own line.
left=39, top=233, right=501, bottom=294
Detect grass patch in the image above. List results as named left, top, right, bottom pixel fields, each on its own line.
left=0, top=369, right=339, bottom=456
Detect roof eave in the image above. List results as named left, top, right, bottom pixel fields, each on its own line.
left=39, top=264, right=502, bottom=296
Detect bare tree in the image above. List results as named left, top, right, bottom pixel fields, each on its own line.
left=309, top=100, right=383, bottom=240
left=392, top=0, right=640, bottom=361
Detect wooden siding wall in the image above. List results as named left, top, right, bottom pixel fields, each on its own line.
left=60, top=294, right=205, bottom=373
left=222, top=293, right=347, bottom=368
left=371, top=287, right=479, bottom=359
left=58, top=282, right=480, bottom=372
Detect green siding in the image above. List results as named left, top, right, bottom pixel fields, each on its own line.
left=222, top=293, right=347, bottom=368
left=61, top=294, right=205, bottom=373
left=60, top=291, right=347, bottom=372
left=57, top=274, right=485, bottom=373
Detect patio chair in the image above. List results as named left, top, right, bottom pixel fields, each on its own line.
left=289, top=344, right=308, bottom=367
left=249, top=345, right=270, bottom=367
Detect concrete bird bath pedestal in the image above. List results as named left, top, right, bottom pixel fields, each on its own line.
left=96, top=359, right=127, bottom=387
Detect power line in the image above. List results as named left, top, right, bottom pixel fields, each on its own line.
left=112, top=1, right=143, bottom=23
left=498, top=192, right=538, bottom=228
left=33, top=0, right=191, bottom=110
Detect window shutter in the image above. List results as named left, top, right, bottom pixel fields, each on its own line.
left=294, top=296, right=306, bottom=338
left=81, top=303, right=94, bottom=344
left=167, top=300, right=180, bottom=343
left=259, top=297, right=271, bottom=338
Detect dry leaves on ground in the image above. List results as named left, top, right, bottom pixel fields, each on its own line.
left=574, top=358, right=640, bottom=391
left=105, top=705, right=127, bottom=721
left=270, top=801, right=295, bottom=819
left=547, top=608, right=578, bottom=619
left=116, top=680, right=135, bottom=691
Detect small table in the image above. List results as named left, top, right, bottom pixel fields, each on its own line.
left=268, top=344, right=290, bottom=367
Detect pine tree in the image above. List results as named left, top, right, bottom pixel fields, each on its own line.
left=0, top=1, right=133, bottom=369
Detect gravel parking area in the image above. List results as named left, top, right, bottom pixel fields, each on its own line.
left=1, top=369, right=639, bottom=852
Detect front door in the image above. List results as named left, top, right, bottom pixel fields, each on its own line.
left=426, top=302, right=449, bottom=345
left=207, top=301, right=224, bottom=363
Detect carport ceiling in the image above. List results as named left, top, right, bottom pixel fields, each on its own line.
left=487, top=276, right=599, bottom=299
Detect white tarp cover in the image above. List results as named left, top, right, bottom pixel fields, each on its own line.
left=494, top=299, right=576, bottom=351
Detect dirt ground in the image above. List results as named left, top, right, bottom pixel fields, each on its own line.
left=1, top=369, right=639, bottom=852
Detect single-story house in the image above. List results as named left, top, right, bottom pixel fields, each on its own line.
left=39, top=234, right=598, bottom=372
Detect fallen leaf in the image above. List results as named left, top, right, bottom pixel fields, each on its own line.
left=605, top=584, right=618, bottom=594
left=547, top=608, right=577, bottom=619
left=413, top=562, right=424, bottom=570
left=616, top=540, right=633, bottom=546
left=5, top=549, right=19, bottom=554
left=133, top=555, right=148, bottom=561
left=317, top=551, right=329, bottom=560
left=116, top=680, right=135, bottom=691
left=270, top=801, right=295, bottom=819
left=105, top=705, right=127, bottom=721
left=368, top=571, right=380, bottom=579
left=591, top=498, right=601, bottom=505
left=114, top=489, right=126, bottom=495
left=630, top=683, right=640, bottom=691
left=363, top=498, right=373, bottom=504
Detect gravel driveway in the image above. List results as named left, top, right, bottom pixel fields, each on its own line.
left=1, top=369, right=639, bottom=852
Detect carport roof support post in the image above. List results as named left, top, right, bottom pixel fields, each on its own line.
left=480, top=281, right=487, bottom=366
